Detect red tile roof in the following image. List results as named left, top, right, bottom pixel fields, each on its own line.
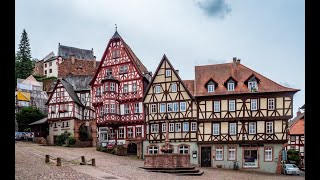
left=194, top=61, right=299, bottom=96
left=182, top=80, right=194, bottom=96
left=58, top=58, right=99, bottom=78
left=290, top=117, right=304, bottom=135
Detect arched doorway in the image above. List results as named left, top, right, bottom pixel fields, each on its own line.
left=127, top=143, right=137, bottom=155
left=79, top=123, right=92, bottom=141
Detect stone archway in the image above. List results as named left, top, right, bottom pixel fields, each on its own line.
left=79, top=123, right=92, bottom=141
left=127, top=142, right=137, bottom=155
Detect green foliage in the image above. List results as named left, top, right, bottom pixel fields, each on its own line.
left=287, top=149, right=301, bottom=166
left=55, top=131, right=72, bottom=146
left=67, top=136, right=76, bottom=145
left=15, top=29, right=34, bottom=79
left=16, top=106, right=46, bottom=132
left=37, top=76, right=57, bottom=82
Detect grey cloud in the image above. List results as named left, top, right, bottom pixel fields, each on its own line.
left=195, top=0, right=231, bottom=18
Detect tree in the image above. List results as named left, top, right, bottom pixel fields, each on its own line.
left=16, top=29, right=34, bottom=79
left=287, top=149, right=301, bottom=167
left=16, top=107, right=46, bottom=132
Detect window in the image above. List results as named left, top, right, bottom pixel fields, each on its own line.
left=249, top=122, right=256, bottom=134
left=229, top=100, right=235, bottom=112
left=248, top=81, right=258, bottom=91
left=100, top=106, right=104, bottom=116
left=66, top=121, right=69, bottom=127
left=183, top=122, right=189, bottom=132
left=160, top=103, right=166, bottom=113
left=104, top=82, right=109, bottom=92
left=244, top=149, right=258, bottom=167
left=110, top=83, right=115, bottom=91
left=169, top=123, right=174, bottom=132
left=266, top=122, right=273, bottom=134
left=127, top=128, right=133, bottom=138
left=123, top=84, right=129, bottom=93
left=81, top=94, right=86, bottom=104
left=44, top=70, right=47, bottom=75
left=154, top=85, right=161, bottom=93
left=105, top=104, right=109, bottom=114
left=167, top=103, right=173, bottom=112
left=60, top=104, right=67, bottom=112
left=228, top=83, right=235, bottom=91
left=165, top=69, right=171, bottom=77
left=268, top=98, right=275, bottom=110
left=229, top=123, right=237, bottom=135
left=175, top=123, right=181, bottom=132
left=136, top=127, right=142, bottom=137
left=162, top=123, right=167, bottom=132
left=191, top=122, right=197, bottom=131
left=96, top=87, right=101, bottom=96
left=179, top=145, right=189, bottom=154
left=214, top=101, right=220, bottom=112
left=49, top=69, right=52, bottom=73
left=180, top=102, right=186, bottom=111
left=112, top=49, right=120, bottom=59
left=106, top=68, right=112, bottom=76
left=132, top=83, right=137, bottom=92
left=148, top=146, right=158, bottom=154
left=51, top=105, right=56, bottom=113
left=251, top=99, right=257, bottom=111
left=151, top=124, right=159, bottom=133
left=151, top=104, right=157, bottom=113
left=213, top=123, right=220, bottom=135
left=121, top=65, right=128, bottom=74
left=124, top=104, right=130, bottom=114
left=290, top=135, right=295, bottom=142
left=134, top=103, right=139, bottom=113
left=208, top=84, right=215, bottom=92
left=49, top=62, right=52, bottom=66
left=228, top=147, right=236, bottom=160
left=45, top=63, right=47, bottom=68
left=109, top=129, right=115, bottom=139
left=54, top=123, right=57, bottom=128
left=110, top=104, right=115, bottom=113
left=170, top=83, right=177, bottom=92
left=265, top=147, right=273, bottom=161
left=62, top=122, right=65, bottom=128
left=216, top=147, right=223, bottom=160
left=173, top=102, right=178, bottom=112
left=118, top=128, right=124, bottom=138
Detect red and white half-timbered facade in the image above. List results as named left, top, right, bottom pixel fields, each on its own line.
left=90, top=31, right=151, bottom=157
left=46, top=75, right=96, bottom=145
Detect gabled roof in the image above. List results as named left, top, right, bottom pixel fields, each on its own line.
left=58, top=44, right=94, bottom=60
left=289, top=112, right=304, bottom=135
left=194, top=60, right=299, bottom=96
left=58, top=58, right=99, bottom=78
left=90, top=31, right=149, bottom=85
left=143, top=54, right=194, bottom=101
left=21, top=75, right=42, bottom=87
left=182, top=80, right=195, bottom=96
left=29, top=117, right=48, bottom=126
left=63, top=74, right=93, bottom=91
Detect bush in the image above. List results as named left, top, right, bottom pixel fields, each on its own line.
left=287, top=149, right=301, bottom=166
left=55, top=131, right=71, bottom=146
left=67, top=136, right=76, bottom=145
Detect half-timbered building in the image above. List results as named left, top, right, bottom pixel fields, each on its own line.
left=46, top=74, right=96, bottom=146
left=143, top=55, right=198, bottom=165
left=195, top=58, right=299, bottom=173
left=90, top=30, right=151, bottom=157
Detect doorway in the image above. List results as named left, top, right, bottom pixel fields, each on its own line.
left=127, top=143, right=137, bottom=155
left=201, top=146, right=212, bottom=167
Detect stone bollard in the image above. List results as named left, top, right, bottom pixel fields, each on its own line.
left=57, top=158, right=61, bottom=166
left=81, top=156, right=86, bottom=165
left=45, top=155, right=50, bottom=163
left=91, top=159, right=96, bottom=166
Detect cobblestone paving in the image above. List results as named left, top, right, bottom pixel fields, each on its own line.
left=16, top=141, right=305, bottom=180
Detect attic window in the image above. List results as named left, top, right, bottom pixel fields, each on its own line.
left=112, top=49, right=120, bottom=59
left=165, top=69, right=171, bottom=77
left=248, top=81, right=258, bottom=92
left=228, top=82, right=235, bottom=91
left=208, top=84, right=215, bottom=92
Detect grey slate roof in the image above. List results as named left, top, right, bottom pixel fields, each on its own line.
left=29, top=117, right=48, bottom=125
left=288, top=112, right=305, bottom=127
left=63, top=74, right=93, bottom=91
left=58, top=44, right=94, bottom=60
left=112, top=31, right=121, bottom=39
left=60, top=79, right=84, bottom=107
left=44, top=56, right=57, bottom=62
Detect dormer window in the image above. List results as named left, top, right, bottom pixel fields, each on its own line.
left=248, top=81, right=258, bottom=92
left=208, top=84, right=215, bottom=92
left=227, top=83, right=235, bottom=91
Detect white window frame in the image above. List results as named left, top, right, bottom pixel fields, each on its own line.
left=175, top=123, right=181, bottom=132
left=228, top=147, right=236, bottom=160
left=216, top=147, right=223, bottom=160
left=214, top=101, right=220, bottom=112
left=134, top=103, right=139, bottom=113
left=165, top=69, right=171, bottom=77
left=110, top=104, right=115, bottom=113
left=169, top=123, right=174, bottom=132
left=173, top=102, right=179, bottom=112
left=148, top=146, right=158, bottom=154
left=251, top=99, right=258, bottom=111
left=123, top=84, right=129, bottom=93
left=136, top=127, right=142, bottom=137
left=213, top=123, right=220, bottom=135
left=106, top=68, right=112, bottom=76
left=105, top=104, right=109, bottom=114
left=180, top=102, right=186, bottom=111
left=151, top=124, right=159, bottom=133
left=96, top=86, right=101, bottom=96
left=266, top=122, right=273, bottom=134
left=167, top=103, right=173, bottom=112
left=227, top=82, right=235, bottom=91
left=268, top=98, right=275, bottom=110
left=179, top=145, right=189, bottom=154
left=229, top=100, right=235, bottom=112
left=229, top=123, right=237, bottom=135
left=264, top=147, right=273, bottom=161
left=160, top=103, right=166, bottom=113
left=99, top=106, right=104, bottom=116
left=208, top=84, right=215, bottom=92
left=118, top=128, right=124, bottom=138
left=248, top=81, right=258, bottom=91
left=109, top=129, right=115, bottom=139
left=249, top=122, right=256, bottom=134
left=170, top=83, right=177, bottom=92
left=151, top=104, right=157, bottom=113
left=162, top=123, right=167, bottom=132
left=110, top=83, right=115, bottom=91
left=127, top=128, right=133, bottom=138
left=132, top=83, right=137, bottom=92
left=191, top=122, right=197, bottom=131
left=183, top=122, right=189, bottom=132
left=124, top=104, right=130, bottom=114
left=154, top=85, right=161, bottom=93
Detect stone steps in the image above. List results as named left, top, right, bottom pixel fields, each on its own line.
left=140, top=166, right=196, bottom=170
left=140, top=166, right=204, bottom=176
left=146, top=169, right=200, bottom=173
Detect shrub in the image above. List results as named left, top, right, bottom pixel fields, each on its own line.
left=55, top=131, right=71, bottom=146
left=287, top=149, right=301, bottom=166
left=67, top=136, right=76, bottom=145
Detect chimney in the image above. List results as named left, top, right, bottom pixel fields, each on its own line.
left=93, top=56, right=96, bottom=68
left=176, top=70, right=179, bottom=74
left=232, top=57, right=237, bottom=67
left=237, top=59, right=241, bottom=64
left=70, top=55, right=75, bottom=64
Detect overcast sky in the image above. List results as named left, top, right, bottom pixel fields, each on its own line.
left=15, top=0, right=305, bottom=115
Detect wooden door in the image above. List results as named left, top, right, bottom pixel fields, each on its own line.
left=201, top=146, right=211, bottom=167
